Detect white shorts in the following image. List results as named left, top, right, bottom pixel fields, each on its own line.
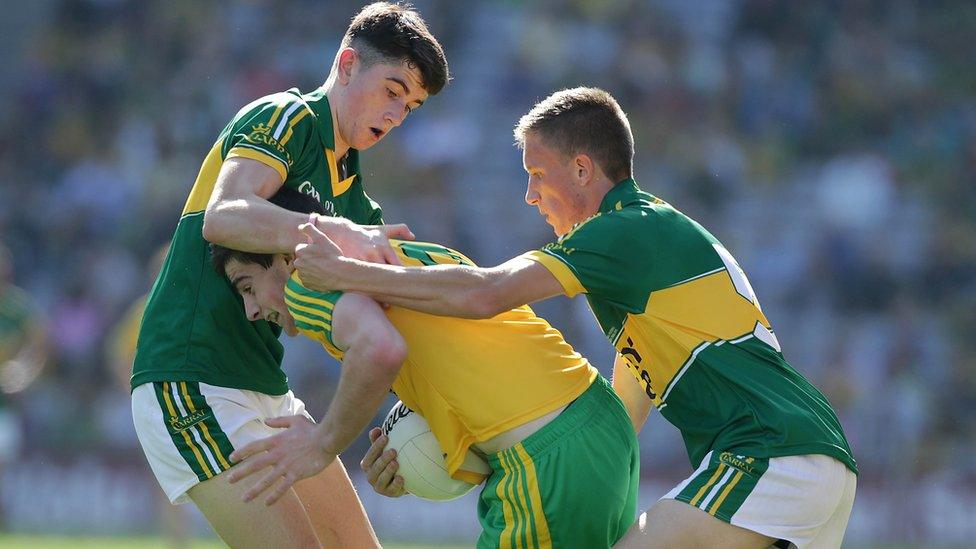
left=664, top=451, right=856, bottom=549
left=131, top=381, right=312, bottom=504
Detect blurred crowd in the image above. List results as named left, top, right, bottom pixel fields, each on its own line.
left=1, top=0, right=975, bottom=522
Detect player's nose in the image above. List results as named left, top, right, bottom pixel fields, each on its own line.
left=524, top=185, right=539, bottom=206
left=243, top=299, right=261, bottom=322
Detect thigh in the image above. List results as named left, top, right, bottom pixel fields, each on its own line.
left=292, top=457, right=380, bottom=549
left=189, top=468, right=319, bottom=548
left=615, top=498, right=775, bottom=549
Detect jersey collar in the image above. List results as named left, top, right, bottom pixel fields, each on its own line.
left=300, top=87, right=361, bottom=194
left=598, top=178, right=643, bottom=212
left=300, top=87, right=336, bottom=152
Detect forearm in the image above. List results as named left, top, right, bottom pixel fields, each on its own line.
left=203, top=195, right=314, bottom=253
left=323, top=259, right=506, bottom=318
left=313, top=349, right=400, bottom=456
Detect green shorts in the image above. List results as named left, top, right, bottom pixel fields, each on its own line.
left=477, top=376, right=639, bottom=549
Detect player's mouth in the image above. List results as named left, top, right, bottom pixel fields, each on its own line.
left=266, top=311, right=280, bottom=325
left=370, top=127, right=384, bottom=141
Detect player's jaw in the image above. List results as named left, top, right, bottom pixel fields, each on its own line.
left=225, top=257, right=300, bottom=337
left=339, top=61, right=428, bottom=151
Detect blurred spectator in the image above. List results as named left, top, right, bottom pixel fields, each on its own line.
left=0, top=1, right=974, bottom=540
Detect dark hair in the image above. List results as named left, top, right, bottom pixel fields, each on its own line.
left=210, top=187, right=325, bottom=277
left=513, top=87, right=634, bottom=182
left=342, top=2, right=450, bottom=95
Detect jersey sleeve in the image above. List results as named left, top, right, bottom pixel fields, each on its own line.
left=284, top=274, right=345, bottom=360
left=521, top=212, right=655, bottom=310
left=221, top=94, right=315, bottom=182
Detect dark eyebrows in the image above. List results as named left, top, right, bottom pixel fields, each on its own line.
left=387, top=77, right=425, bottom=108
left=230, top=274, right=251, bottom=291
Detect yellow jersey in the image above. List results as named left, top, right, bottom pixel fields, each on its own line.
left=285, top=240, right=597, bottom=481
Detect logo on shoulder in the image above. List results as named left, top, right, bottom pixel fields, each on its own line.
left=719, top=452, right=757, bottom=475
left=245, top=123, right=294, bottom=167
left=168, top=410, right=211, bottom=433
left=250, top=123, right=272, bottom=136
left=542, top=242, right=575, bottom=255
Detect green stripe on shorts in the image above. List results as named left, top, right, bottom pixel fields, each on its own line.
left=477, top=377, right=638, bottom=549
left=183, top=382, right=236, bottom=470
left=153, top=382, right=212, bottom=481
left=676, top=451, right=769, bottom=522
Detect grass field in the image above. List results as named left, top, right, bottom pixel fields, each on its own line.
left=0, top=535, right=472, bottom=549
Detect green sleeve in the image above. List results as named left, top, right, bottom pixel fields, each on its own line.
left=221, top=93, right=316, bottom=181
left=537, top=212, right=656, bottom=313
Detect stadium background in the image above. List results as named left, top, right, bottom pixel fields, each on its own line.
left=1, top=0, right=974, bottom=546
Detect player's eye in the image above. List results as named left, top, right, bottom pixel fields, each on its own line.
left=387, top=88, right=398, bottom=99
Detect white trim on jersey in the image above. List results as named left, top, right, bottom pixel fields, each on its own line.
left=273, top=102, right=304, bottom=140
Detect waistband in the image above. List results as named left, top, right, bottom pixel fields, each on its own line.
left=486, top=376, right=615, bottom=469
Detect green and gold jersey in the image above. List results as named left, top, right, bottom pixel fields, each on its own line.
left=524, top=179, right=856, bottom=474
left=131, top=88, right=382, bottom=394
left=285, top=240, right=597, bottom=481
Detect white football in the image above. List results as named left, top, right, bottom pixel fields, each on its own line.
left=381, top=401, right=490, bottom=501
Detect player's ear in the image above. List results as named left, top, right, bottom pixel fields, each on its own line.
left=575, top=154, right=594, bottom=185
left=336, top=48, right=358, bottom=84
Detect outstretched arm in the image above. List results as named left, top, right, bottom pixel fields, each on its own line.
left=228, top=293, right=406, bottom=505
left=293, top=223, right=566, bottom=318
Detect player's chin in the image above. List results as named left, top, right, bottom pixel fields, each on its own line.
left=282, top=322, right=300, bottom=337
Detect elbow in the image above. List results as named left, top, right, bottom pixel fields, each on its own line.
left=201, top=206, right=225, bottom=243
left=461, top=284, right=510, bottom=319
left=362, top=332, right=407, bottom=380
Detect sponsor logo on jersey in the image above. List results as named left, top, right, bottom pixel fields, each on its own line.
left=169, top=409, right=212, bottom=433
left=719, top=451, right=757, bottom=475
left=246, top=124, right=294, bottom=167
left=298, top=181, right=321, bottom=202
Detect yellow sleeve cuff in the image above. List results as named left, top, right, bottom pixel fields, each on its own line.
left=226, top=147, right=288, bottom=181
left=520, top=250, right=586, bottom=297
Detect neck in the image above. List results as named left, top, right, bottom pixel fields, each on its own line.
left=323, top=77, right=350, bottom=160
left=588, top=175, right=617, bottom=213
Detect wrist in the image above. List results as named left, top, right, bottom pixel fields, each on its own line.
left=314, top=423, right=343, bottom=457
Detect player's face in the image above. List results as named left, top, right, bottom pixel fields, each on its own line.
left=337, top=57, right=428, bottom=151
left=225, top=256, right=298, bottom=337
left=522, top=133, right=589, bottom=237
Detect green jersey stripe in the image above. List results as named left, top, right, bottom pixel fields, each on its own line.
left=284, top=293, right=333, bottom=324
left=153, top=382, right=212, bottom=480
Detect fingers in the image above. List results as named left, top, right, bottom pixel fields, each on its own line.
left=228, top=451, right=273, bottom=484
left=264, top=476, right=295, bottom=506
left=264, top=415, right=299, bottom=429
left=379, top=224, right=415, bottom=241
left=389, top=475, right=406, bottom=497
left=368, top=427, right=383, bottom=443
left=372, top=457, right=402, bottom=497
left=360, top=433, right=390, bottom=472
left=229, top=437, right=274, bottom=464
left=244, top=463, right=287, bottom=503
left=381, top=244, right=403, bottom=266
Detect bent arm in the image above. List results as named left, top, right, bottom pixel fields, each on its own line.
left=201, top=157, right=380, bottom=256
left=202, top=157, right=313, bottom=253
left=315, top=255, right=566, bottom=319
left=312, top=293, right=407, bottom=456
